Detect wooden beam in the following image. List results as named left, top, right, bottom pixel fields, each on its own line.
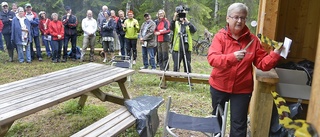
left=306, top=13, right=320, bottom=132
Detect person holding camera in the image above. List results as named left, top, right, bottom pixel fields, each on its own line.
left=170, top=6, right=197, bottom=73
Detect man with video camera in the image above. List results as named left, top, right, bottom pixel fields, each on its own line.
left=170, top=5, right=197, bottom=73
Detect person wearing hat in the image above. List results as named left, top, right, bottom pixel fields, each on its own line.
left=100, top=10, right=115, bottom=63
left=123, top=10, right=139, bottom=64
left=139, top=13, right=156, bottom=70
left=0, top=1, right=16, bottom=61
left=25, top=3, right=43, bottom=61
left=11, top=7, right=32, bottom=63
left=62, top=6, right=78, bottom=62
left=39, top=11, right=52, bottom=58
left=80, top=10, right=97, bottom=62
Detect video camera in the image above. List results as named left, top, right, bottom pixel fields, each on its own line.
left=175, top=5, right=190, bottom=19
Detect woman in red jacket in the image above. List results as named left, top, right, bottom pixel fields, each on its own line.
left=48, top=13, right=64, bottom=63
left=39, top=11, right=52, bottom=58
left=207, top=3, right=282, bottom=137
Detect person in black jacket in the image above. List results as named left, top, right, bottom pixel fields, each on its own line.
left=62, top=6, right=78, bottom=62
left=115, top=10, right=126, bottom=56
left=100, top=10, right=115, bottom=63
left=0, top=2, right=16, bottom=62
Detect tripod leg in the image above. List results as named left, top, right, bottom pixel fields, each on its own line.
left=179, top=35, right=192, bottom=92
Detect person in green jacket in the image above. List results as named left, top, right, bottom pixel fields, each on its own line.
left=123, top=10, right=139, bottom=64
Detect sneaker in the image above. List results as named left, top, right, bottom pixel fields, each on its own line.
left=103, top=58, right=107, bottom=63
left=38, top=58, right=43, bottom=61
left=132, top=60, right=136, bottom=65
left=140, top=66, right=147, bottom=69
left=151, top=68, right=156, bottom=70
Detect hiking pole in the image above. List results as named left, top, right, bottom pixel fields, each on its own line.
left=179, top=32, right=192, bottom=92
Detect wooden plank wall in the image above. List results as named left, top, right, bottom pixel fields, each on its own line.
left=276, top=0, right=320, bottom=62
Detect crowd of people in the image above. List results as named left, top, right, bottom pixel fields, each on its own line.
left=0, top=1, right=199, bottom=74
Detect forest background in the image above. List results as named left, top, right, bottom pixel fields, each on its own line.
left=4, top=0, right=259, bottom=38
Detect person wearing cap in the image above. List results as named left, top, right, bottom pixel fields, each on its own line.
left=0, top=1, right=16, bottom=61
left=139, top=13, right=156, bottom=70
left=123, top=10, right=139, bottom=64
left=48, top=13, right=64, bottom=63
left=25, top=3, right=43, bottom=61
left=62, top=6, right=78, bottom=62
left=11, top=7, right=32, bottom=63
left=155, top=9, right=171, bottom=71
left=39, top=11, right=52, bottom=58
left=80, top=10, right=97, bottom=62
left=116, top=10, right=127, bottom=56
left=100, top=10, right=115, bottom=63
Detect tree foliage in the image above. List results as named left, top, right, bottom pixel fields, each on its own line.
left=5, top=0, right=259, bottom=37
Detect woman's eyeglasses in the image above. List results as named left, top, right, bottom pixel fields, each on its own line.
left=229, top=16, right=247, bottom=22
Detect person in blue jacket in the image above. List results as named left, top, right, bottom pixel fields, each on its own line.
left=11, top=7, right=32, bottom=63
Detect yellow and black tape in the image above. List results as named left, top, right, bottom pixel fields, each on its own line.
left=257, top=34, right=283, bottom=49
left=271, top=91, right=318, bottom=137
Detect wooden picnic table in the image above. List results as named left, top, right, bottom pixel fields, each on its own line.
left=0, top=63, right=135, bottom=137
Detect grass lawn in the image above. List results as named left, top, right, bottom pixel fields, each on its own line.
left=0, top=43, right=221, bottom=137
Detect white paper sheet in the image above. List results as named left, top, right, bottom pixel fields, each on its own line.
left=280, top=37, right=292, bottom=59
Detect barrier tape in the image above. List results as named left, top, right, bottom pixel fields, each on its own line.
left=257, top=34, right=283, bottom=49
left=271, top=91, right=318, bottom=137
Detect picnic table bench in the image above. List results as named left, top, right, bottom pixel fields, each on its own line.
left=0, top=63, right=135, bottom=137
left=138, top=69, right=210, bottom=89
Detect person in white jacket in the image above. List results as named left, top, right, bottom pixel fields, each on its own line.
left=81, top=10, right=97, bottom=62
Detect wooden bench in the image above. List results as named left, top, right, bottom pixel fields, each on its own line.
left=138, top=69, right=210, bottom=89
left=0, top=63, right=135, bottom=137
left=71, top=106, right=136, bottom=137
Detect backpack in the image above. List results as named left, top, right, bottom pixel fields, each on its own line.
left=67, top=46, right=81, bottom=59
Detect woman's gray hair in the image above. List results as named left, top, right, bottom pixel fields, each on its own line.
left=51, top=13, right=58, bottom=18
left=227, top=3, right=248, bottom=16
left=17, top=7, right=24, bottom=12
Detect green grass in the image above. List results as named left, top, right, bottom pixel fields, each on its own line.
left=0, top=46, right=216, bottom=137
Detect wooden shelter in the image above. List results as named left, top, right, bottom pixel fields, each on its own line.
left=249, top=0, right=320, bottom=136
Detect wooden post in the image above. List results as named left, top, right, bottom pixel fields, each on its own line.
left=306, top=17, right=320, bottom=132
left=250, top=68, right=279, bottom=137
left=78, top=95, right=88, bottom=109
left=0, top=122, right=13, bottom=137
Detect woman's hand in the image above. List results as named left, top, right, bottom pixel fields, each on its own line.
left=234, top=50, right=246, bottom=61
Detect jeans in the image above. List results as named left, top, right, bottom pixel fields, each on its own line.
left=64, top=34, right=77, bottom=59
left=119, top=35, right=126, bottom=56
left=142, top=46, right=156, bottom=69
left=17, top=44, right=31, bottom=63
left=126, top=38, right=137, bottom=60
left=30, top=36, right=42, bottom=58
left=157, top=42, right=170, bottom=70
left=42, top=35, right=52, bottom=56
left=210, top=86, right=252, bottom=137
left=51, top=40, right=63, bottom=61
left=0, top=32, right=4, bottom=51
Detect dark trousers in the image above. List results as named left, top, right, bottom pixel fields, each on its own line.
left=51, top=40, right=63, bottom=61
left=158, top=42, right=170, bottom=70
left=3, top=34, right=16, bottom=58
left=210, top=86, right=252, bottom=137
left=30, top=35, right=42, bottom=59
left=119, top=35, right=126, bottom=56
left=126, top=38, right=137, bottom=60
left=172, top=43, right=191, bottom=73
left=63, top=34, right=77, bottom=59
